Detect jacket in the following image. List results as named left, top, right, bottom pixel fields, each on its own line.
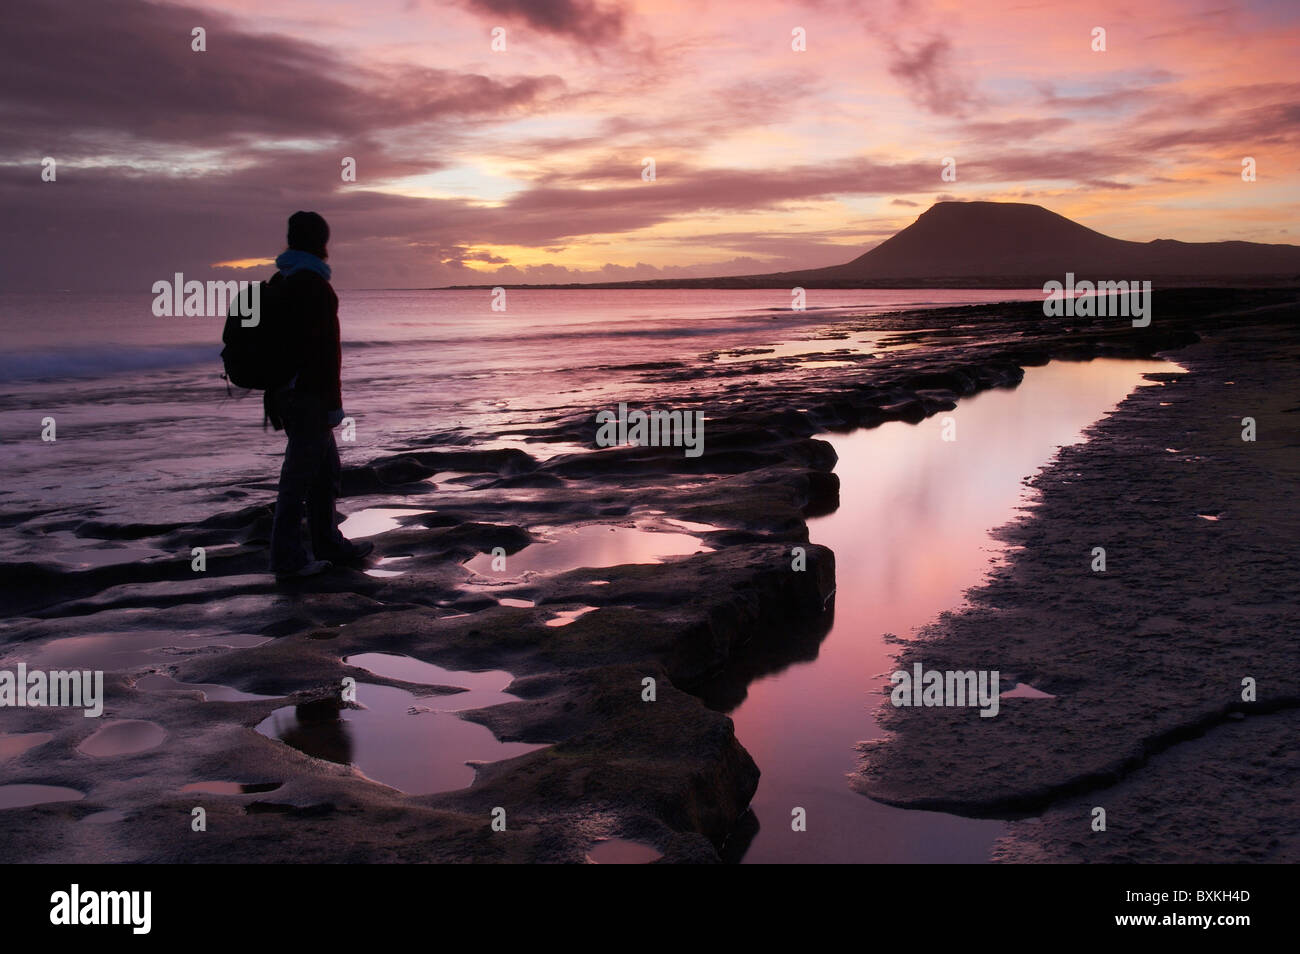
left=262, top=269, right=342, bottom=429
left=280, top=269, right=342, bottom=409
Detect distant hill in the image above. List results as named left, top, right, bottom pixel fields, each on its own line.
left=774, top=201, right=1300, bottom=285
left=450, top=201, right=1300, bottom=289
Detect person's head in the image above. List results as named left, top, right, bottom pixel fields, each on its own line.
left=287, top=210, right=329, bottom=260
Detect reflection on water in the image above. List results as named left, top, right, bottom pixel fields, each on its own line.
left=81, top=810, right=128, bottom=824
left=545, top=606, right=598, bottom=627
left=365, top=556, right=413, bottom=579
left=338, top=507, right=432, bottom=538
left=720, top=358, right=1177, bottom=863
left=39, top=536, right=170, bottom=568
left=0, top=784, right=84, bottom=810
left=135, top=672, right=277, bottom=702
left=12, top=631, right=268, bottom=672
left=1001, top=683, right=1056, bottom=699
left=344, top=652, right=516, bottom=708
left=0, top=732, right=53, bottom=759
left=255, top=659, right=545, bottom=795
left=465, top=522, right=710, bottom=577
left=77, top=719, right=166, bottom=758
left=586, top=838, right=663, bottom=864
left=180, top=781, right=283, bottom=795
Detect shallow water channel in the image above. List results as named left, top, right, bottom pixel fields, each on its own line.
left=714, top=358, right=1178, bottom=863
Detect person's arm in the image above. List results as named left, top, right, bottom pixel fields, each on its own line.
left=289, top=275, right=343, bottom=414
left=319, top=282, right=343, bottom=413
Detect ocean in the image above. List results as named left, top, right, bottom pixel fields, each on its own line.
left=0, top=287, right=1045, bottom=567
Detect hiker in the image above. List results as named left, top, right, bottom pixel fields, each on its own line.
left=264, top=211, right=373, bottom=580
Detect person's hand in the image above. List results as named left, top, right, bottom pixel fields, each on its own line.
left=327, top=408, right=345, bottom=428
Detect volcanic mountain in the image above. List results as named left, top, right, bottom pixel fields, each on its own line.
left=764, top=201, right=1300, bottom=286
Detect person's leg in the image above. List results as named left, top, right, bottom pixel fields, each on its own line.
left=270, top=391, right=321, bottom=573
left=307, top=426, right=346, bottom=557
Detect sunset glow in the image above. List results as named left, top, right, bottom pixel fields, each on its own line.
left=3, top=0, right=1298, bottom=290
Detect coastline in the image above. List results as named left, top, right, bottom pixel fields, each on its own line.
left=855, top=312, right=1300, bottom=862
left=2, top=288, right=1295, bottom=862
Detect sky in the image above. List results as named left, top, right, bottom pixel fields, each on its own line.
left=2, top=0, right=1298, bottom=290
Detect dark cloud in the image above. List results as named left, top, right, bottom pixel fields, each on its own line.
left=960, top=117, right=1073, bottom=142
left=441, top=247, right=511, bottom=265
left=455, top=0, right=627, bottom=43
left=843, top=0, right=983, bottom=117
left=961, top=147, right=1142, bottom=184
left=1034, top=75, right=1176, bottom=113
left=498, top=156, right=943, bottom=236
left=885, top=34, right=978, bottom=117
left=485, top=255, right=781, bottom=284
left=1126, top=96, right=1300, bottom=153
left=0, top=0, right=564, bottom=149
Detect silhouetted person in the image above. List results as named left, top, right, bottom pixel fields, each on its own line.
left=267, top=211, right=373, bottom=580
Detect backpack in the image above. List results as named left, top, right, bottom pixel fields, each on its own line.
left=220, top=273, right=296, bottom=390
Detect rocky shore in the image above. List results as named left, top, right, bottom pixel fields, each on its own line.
left=856, top=308, right=1300, bottom=863
left=2, top=287, right=1294, bottom=862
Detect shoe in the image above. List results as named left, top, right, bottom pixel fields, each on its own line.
left=318, top=540, right=374, bottom=566
left=274, top=559, right=333, bottom=582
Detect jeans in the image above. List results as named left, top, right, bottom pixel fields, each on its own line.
left=269, top=386, right=346, bottom=572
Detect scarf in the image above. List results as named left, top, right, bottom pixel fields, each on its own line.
left=275, top=249, right=332, bottom=281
